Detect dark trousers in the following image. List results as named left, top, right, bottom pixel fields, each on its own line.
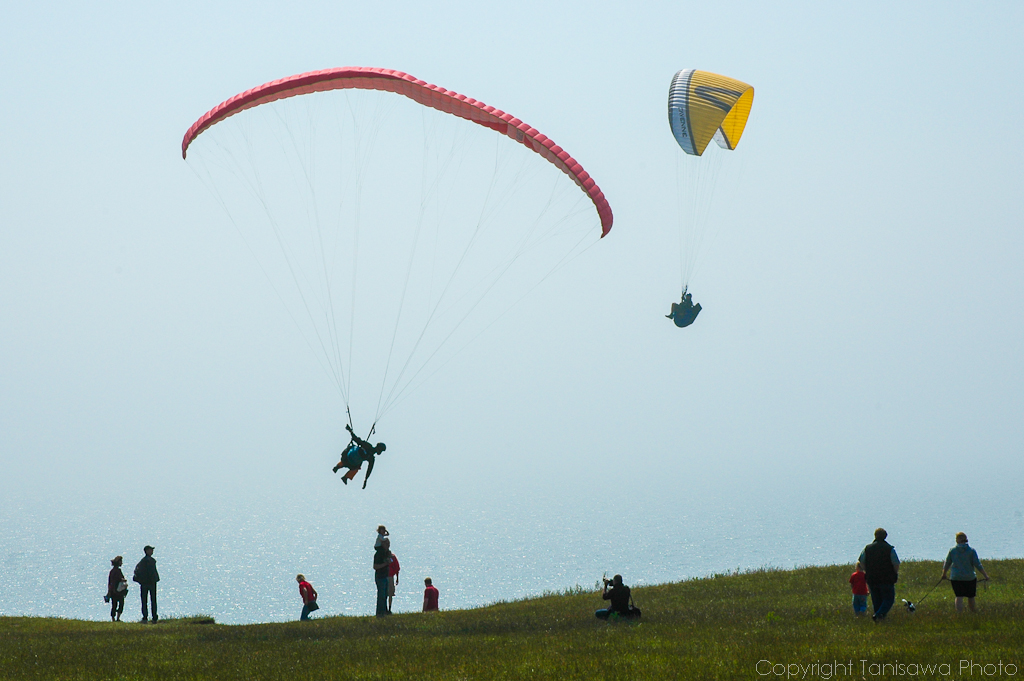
left=110, top=593, right=125, bottom=620
left=867, top=582, right=895, bottom=620
left=375, top=575, right=388, bottom=616
left=595, top=608, right=635, bottom=621
left=140, top=583, right=158, bottom=621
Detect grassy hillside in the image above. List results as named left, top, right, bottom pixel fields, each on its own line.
left=2, top=560, right=1022, bottom=680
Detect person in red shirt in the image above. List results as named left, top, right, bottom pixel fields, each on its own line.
left=849, top=561, right=869, bottom=616
left=387, top=551, right=401, bottom=613
left=423, top=577, right=439, bottom=612
left=296, top=574, right=318, bottom=621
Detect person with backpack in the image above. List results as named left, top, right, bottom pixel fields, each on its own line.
left=595, top=574, right=638, bottom=620
left=132, top=545, right=160, bottom=623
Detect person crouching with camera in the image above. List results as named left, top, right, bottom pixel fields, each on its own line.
left=596, top=574, right=633, bottom=620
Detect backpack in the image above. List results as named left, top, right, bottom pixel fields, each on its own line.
left=626, top=592, right=642, bottom=619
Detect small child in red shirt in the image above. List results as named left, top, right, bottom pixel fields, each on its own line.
left=423, top=577, right=439, bottom=612
left=387, top=552, right=400, bottom=613
left=849, top=561, right=869, bottom=616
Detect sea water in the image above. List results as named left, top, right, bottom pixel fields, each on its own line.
left=1, top=476, right=1021, bottom=624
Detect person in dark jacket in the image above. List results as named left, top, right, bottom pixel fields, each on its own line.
left=666, top=288, right=701, bottom=328
left=106, top=556, right=128, bottom=621
left=133, top=545, right=160, bottom=623
left=595, top=574, right=634, bottom=620
left=858, top=528, right=900, bottom=621
left=373, top=539, right=391, bottom=616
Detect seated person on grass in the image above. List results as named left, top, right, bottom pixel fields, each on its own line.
left=595, top=574, right=636, bottom=620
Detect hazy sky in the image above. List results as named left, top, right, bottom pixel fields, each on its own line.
left=2, top=1, right=1022, bottom=517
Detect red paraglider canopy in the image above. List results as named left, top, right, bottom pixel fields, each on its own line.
left=182, top=67, right=613, bottom=236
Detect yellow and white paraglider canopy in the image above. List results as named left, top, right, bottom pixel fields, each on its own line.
left=668, top=69, right=754, bottom=157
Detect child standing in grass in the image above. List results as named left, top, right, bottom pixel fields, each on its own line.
left=849, top=562, right=869, bottom=616
left=423, top=577, right=439, bottom=612
left=387, top=550, right=400, bottom=614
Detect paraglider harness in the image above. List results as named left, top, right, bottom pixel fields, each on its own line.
left=338, top=409, right=384, bottom=489
left=342, top=409, right=375, bottom=467
left=667, top=286, right=701, bottom=328
left=339, top=442, right=361, bottom=468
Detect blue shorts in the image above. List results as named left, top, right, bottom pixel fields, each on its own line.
left=852, top=594, right=868, bottom=612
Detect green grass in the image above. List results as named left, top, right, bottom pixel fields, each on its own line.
left=2, top=560, right=1022, bottom=680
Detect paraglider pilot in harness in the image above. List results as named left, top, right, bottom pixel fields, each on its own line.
left=332, top=424, right=386, bottom=489
left=666, top=286, right=701, bottom=328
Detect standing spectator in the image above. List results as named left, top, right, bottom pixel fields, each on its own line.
left=387, top=550, right=401, bottom=613
left=373, top=539, right=391, bottom=616
left=106, top=556, right=128, bottom=622
left=296, top=574, right=319, bottom=621
left=941, top=532, right=990, bottom=613
left=132, top=545, right=160, bottom=623
left=858, top=528, right=900, bottom=622
left=375, top=525, right=389, bottom=549
left=849, top=561, right=869, bottom=616
left=423, top=577, right=439, bottom=612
